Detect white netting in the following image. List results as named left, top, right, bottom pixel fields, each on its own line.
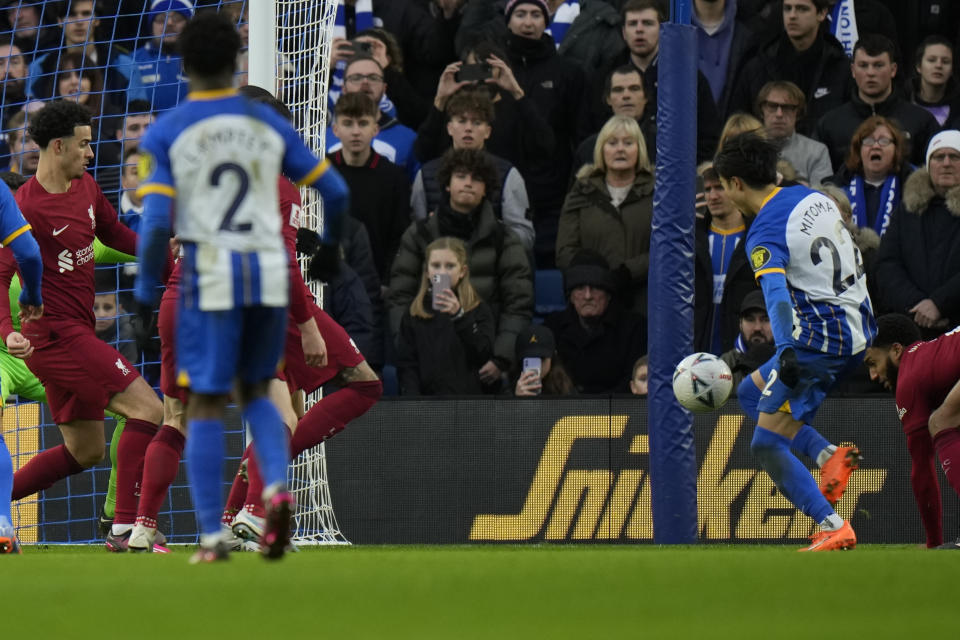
left=268, top=0, right=348, bottom=546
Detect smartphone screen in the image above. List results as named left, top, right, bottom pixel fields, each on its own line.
left=522, top=357, right=542, bottom=395
left=456, top=63, right=492, bottom=83
left=431, top=273, right=452, bottom=311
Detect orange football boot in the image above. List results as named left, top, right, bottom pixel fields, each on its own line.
left=799, top=520, right=856, bottom=552
left=819, top=445, right=861, bottom=505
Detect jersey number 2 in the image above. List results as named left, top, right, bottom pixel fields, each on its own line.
left=211, top=162, right=252, bottom=232
left=809, top=236, right=865, bottom=295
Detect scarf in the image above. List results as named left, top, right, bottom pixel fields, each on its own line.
left=546, top=0, right=580, bottom=48
left=828, top=0, right=858, bottom=57
left=328, top=0, right=396, bottom=117
left=848, top=173, right=899, bottom=237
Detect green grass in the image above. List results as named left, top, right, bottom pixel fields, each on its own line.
left=4, top=545, right=958, bottom=639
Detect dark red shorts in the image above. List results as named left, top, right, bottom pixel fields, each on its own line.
left=158, top=288, right=188, bottom=403
left=283, top=306, right=364, bottom=394
left=26, top=330, right=139, bottom=423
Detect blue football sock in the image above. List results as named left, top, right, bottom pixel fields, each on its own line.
left=791, top=424, right=833, bottom=464
left=737, top=375, right=762, bottom=422
left=185, top=418, right=225, bottom=537
left=0, top=433, right=12, bottom=525
left=751, top=426, right=835, bottom=524
left=243, top=397, right=290, bottom=493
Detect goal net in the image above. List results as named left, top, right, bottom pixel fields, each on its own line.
left=2, top=0, right=347, bottom=546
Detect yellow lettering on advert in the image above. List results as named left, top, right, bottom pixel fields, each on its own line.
left=697, top=414, right=755, bottom=538
left=596, top=435, right=648, bottom=539
left=546, top=470, right=614, bottom=540
left=469, top=415, right=629, bottom=541
left=624, top=470, right=653, bottom=539
left=736, top=472, right=798, bottom=538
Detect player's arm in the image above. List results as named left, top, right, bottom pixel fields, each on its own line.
left=93, top=238, right=136, bottom=264
left=133, top=137, right=175, bottom=304
left=0, top=187, right=42, bottom=320
left=928, top=377, right=960, bottom=437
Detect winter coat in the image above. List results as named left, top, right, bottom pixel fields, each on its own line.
left=875, top=168, right=960, bottom=327
left=557, top=0, right=626, bottom=75
left=721, top=341, right=776, bottom=394
left=693, top=216, right=757, bottom=355
left=396, top=301, right=495, bottom=395
left=328, top=259, right=375, bottom=367
left=131, top=41, right=187, bottom=112
left=543, top=300, right=647, bottom=394
left=692, top=0, right=757, bottom=120
left=814, top=91, right=940, bottom=169
left=909, top=76, right=960, bottom=131
left=556, top=172, right=655, bottom=313
left=729, top=32, right=851, bottom=136
left=388, top=200, right=533, bottom=367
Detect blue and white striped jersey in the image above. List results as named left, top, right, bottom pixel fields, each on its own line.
left=138, top=88, right=332, bottom=311
left=746, top=186, right=876, bottom=355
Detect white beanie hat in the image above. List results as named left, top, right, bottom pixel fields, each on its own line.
left=926, top=130, right=960, bottom=170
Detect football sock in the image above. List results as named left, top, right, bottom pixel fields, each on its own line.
left=934, top=427, right=960, bottom=498
left=736, top=376, right=762, bottom=422
left=113, top=419, right=159, bottom=525
left=135, top=426, right=185, bottom=527
left=103, top=417, right=126, bottom=519
left=906, top=430, right=943, bottom=547
left=290, top=380, right=381, bottom=456
left=242, top=397, right=290, bottom=496
left=243, top=445, right=265, bottom=518
left=0, top=434, right=13, bottom=524
left=186, top=418, right=225, bottom=537
left=819, top=513, right=844, bottom=531
left=790, top=424, right=835, bottom=466
left=223, top=448, right=251, bottom=525
left=243, top=380, right=382, bottom=512
left=750, top=426, right=835, bottom=524
left=12, top=444, right=84, bottom=500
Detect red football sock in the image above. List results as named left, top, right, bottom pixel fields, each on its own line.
left=242, top=380, right=382, bottom=514
left=134, top=426, right=185, bottom=528
left=290, top=380, right=382, bottom=457
left=114, top=419, right=159, bottom=525
left=934, top=427, right=960, bottom=499
left=12, top=444, right=84, bottom=500
left=223, top=447, right=252, bottom=525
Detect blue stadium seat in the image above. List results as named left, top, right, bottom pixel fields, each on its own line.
left=380, top=364, right=399, bottom=396
left=534, top=269, right=567, bottom=317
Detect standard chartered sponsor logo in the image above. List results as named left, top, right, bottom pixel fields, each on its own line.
left=57, top=249, right=73, bottom=273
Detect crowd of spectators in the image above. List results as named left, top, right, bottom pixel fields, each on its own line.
left=2, top=0, right=960, bottom=397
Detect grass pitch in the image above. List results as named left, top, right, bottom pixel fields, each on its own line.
left=4, top=544, right=957, bottom=639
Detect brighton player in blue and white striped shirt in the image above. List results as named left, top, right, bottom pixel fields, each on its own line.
left=134, top=12, right=349, bottom=562
left=714, top=132, right=876, bottom=552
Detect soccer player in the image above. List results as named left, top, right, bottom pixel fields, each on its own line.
left=0, top=177, right=43, bottom=555
left=713, top=131, right=877, bottom=552
left=134, top=13, right=349, bottom=562
left=4, top=100, right=165, bottom=553
left=864, top=314, right=960, bottom=549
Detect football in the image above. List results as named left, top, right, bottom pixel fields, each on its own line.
left=672, top=352, right=734, bottom=413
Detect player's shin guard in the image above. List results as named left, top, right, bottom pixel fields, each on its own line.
left=242, top=398, right=290, bottom=495
left=790, top=424, right=833, bottom=464
left=114, top=419, right=159, bottom=525
left=186, top=418, right=226, bottom=536
left=0, top=434, right=13, bottom=523
left=751, top=426, right=835, bottom=524
left=934, top=427, right=960, bottom=498
left=11, top=444, right=84, bottom=500
left=737, top=376, right=762, bottom=423
left=135, top=426, right=185, bottom=528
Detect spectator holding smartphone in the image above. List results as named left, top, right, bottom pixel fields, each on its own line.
left=396, top=237, right=495, bottom=395
left=512, top=323, right=574, bottom=396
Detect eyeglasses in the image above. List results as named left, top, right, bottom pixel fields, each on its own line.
left=760, top=101, right=799, bottom=114
left=862, top=136, right=894, bottom=147
left=930, top=151, right=960, bottom=163
left=345, top=73, right=384, bottom=84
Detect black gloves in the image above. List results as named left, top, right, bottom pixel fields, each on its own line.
left=296, top=227, right=322, bottom=256
left=778, top=347, right=800, bottom=388
left=307, top=243, right=341, bottom=282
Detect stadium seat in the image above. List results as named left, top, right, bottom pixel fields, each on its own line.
left=534, top=269, right=567, bottom=317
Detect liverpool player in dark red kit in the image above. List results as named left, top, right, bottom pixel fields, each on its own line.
left=865, top=314, right=960, bottom=549
left=3, top=100, right=164, bottom=551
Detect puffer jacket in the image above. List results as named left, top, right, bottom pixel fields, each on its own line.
left=388, top=200, right=533, bottom=367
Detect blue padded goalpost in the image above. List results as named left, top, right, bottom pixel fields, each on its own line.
left=648, top=0, right=698, bottom=543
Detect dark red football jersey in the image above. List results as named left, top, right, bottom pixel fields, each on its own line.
left=15, top=174, right=137, bottom=346
left=896, top=328, right=960, bottom=434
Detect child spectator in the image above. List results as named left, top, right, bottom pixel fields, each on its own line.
left=396, top=236, right=495, bottom=395
left=94, top=269, right=139, bottom=365
left=512, top=323, right=575, bottom=396
left=629, top=355, right=648, bottom=396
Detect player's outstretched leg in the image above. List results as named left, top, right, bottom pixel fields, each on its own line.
left=750, top=426, right=856, bottom=551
